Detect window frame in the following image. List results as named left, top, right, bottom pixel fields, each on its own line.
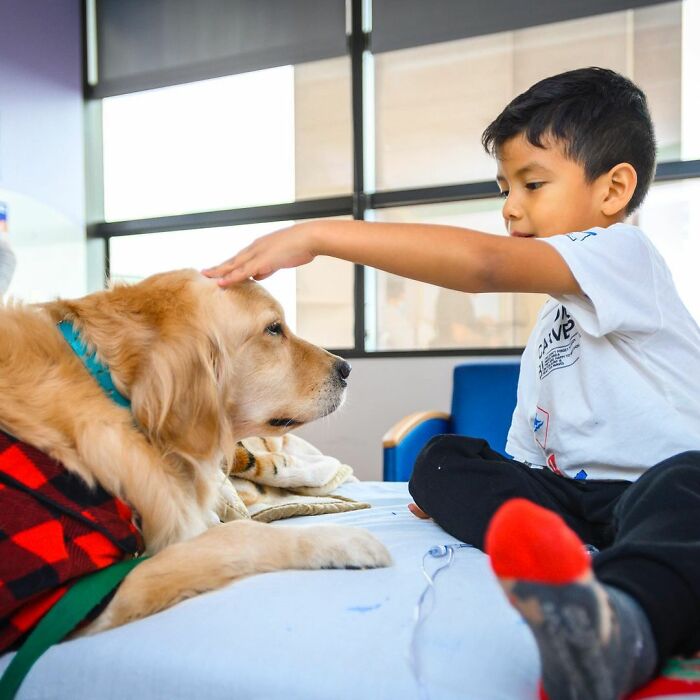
left=84, top=0, right=700, bottom=359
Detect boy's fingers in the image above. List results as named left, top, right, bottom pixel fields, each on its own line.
left=217, top=268, right=249, bottom=287
left=202, top=260, right=235, bottom=277
left=203, top=246, right=255, bottom=277
left=216, top=258, right=269, bottom=286
left=206, top=258, right=251, bottom=281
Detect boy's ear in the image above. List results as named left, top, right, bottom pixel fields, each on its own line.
left=600, top=162, right=638, bottom=217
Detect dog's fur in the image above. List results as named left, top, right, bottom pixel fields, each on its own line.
left=0, top=269, right=390, bottom=635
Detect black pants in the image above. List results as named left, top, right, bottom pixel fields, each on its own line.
left=408, top=434, right=700, bottom=665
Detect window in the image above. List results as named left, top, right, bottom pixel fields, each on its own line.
left=637, top=178, right=700, bottom=322
left=109, top=219, right=355, bottom=348
left=103, top=59, right=352, bottom=222
left=374, top=2, right=688, bottom=191
left=98, top=53, right=354, bottom=350
left=89, top=0, right=700, bottom=356
left=368, top=200, right=546, bottom=351
left=103, top=68, right=296, bottom=221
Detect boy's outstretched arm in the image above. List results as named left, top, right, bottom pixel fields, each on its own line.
left=202, top=219, right=580, bottom=297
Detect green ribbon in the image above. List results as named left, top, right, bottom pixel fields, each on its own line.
left=0, top=556, right=146, bottom=700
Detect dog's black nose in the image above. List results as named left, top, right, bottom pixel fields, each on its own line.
left=336, top=360, right=352, bottom=380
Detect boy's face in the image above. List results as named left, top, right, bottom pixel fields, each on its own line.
left=495, top=134, right=615, bottom=239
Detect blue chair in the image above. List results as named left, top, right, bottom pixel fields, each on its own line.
left=382, top=360, right=521, bottom=481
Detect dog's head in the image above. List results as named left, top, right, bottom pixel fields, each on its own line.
left=118, top=270, right=349, bottom=464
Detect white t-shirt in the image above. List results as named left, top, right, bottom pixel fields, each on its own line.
left=506, top=223, right=700, bottom=481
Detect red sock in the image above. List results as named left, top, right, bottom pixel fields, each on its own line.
left=484, top=498, right=590, bottom=584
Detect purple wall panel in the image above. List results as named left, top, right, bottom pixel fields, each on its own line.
left=0, top=0, right=84, bottom=224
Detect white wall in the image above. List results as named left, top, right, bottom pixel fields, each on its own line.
left=0, top=0, right=85, bottom=302
left=295, top=354, right=520, bottom=481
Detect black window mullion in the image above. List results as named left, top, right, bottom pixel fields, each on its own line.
left=88, top=196, right=354, bottom=239
left=349, top=0, right=370, bottom=353
left=655, top=159, right=700, bottom=182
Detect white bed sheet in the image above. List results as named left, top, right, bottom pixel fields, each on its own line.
left=0, top=482, right=541, bottom=700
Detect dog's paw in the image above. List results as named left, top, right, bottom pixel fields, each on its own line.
left=299, top=525, right=392, bottom=570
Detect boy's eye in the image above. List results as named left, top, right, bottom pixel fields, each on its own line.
left=525, top=182, right=544, bottom=191
left=499, top=190, right=509, bottom=199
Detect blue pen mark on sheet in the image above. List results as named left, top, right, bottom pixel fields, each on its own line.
left=347, top=602, right=382, bottom=613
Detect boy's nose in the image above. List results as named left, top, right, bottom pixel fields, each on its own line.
left=502, top=197, right=523, bottom=225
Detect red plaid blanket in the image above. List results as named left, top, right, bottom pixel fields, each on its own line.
left=0, top=431, right=143, bottom=653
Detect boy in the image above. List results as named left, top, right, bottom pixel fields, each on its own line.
left=204, top=68, right=700, bottom=700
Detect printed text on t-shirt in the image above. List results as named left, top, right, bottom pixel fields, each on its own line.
left=538, top=306, right=581, bottom=379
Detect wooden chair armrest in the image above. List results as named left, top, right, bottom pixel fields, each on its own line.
left=382, top=411, right=451, bottom=448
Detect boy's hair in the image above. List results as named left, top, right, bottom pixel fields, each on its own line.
left=481, top=67, right=656, bottom=213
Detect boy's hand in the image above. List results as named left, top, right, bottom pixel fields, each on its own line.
left=408, top=502, right=431, bottom=519
left=202, top=223, right=317, bottom=286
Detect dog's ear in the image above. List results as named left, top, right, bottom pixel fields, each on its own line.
left=130, top=329, right=226, bottom=463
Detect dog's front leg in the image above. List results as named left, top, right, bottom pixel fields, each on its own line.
left=79, top=520, right=392, bottom=636
left=41, top=410, right=211, bottom=552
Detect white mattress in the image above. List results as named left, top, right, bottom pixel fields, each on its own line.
left=0, top=482, right=541, bottom=700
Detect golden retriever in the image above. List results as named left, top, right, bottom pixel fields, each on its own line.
left=0, top=269, right=390, bottom=636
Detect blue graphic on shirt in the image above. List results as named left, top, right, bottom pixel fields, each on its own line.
left=566, top=230, right=598, bottom=242
left=533, top=416, right=544, bottom=432
left=574, top=469, right=588, bottom=480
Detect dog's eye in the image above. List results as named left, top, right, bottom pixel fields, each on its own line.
left=265, top=322, right=283, bottom=336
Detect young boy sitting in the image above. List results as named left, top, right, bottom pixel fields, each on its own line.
left=205, top=67, right=700, bottom=700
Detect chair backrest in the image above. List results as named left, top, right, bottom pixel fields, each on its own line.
left=450, top=361, right=521, bottom=456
